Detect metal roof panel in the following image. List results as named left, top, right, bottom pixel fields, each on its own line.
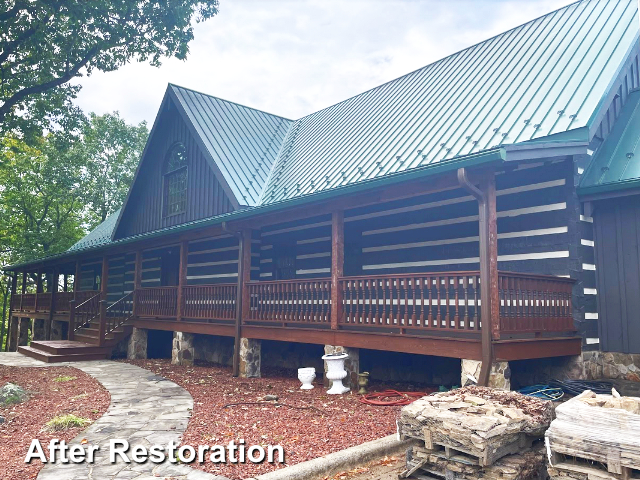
left=258, top=0, right=639, bottom=204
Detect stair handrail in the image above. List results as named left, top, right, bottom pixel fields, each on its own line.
left=104, top=291, right=134, bottom=336
left=72, top=292, right=102, bottom=333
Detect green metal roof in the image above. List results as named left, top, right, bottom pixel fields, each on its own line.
left=579, top=89, right=640, bottom=197
left=259, top=0, right=639, bottom=204
left=9, top=0, right=640, bottom=270
left=68, top=209, right=121, bottom=252
left=169, top=85, right=292, bottom=206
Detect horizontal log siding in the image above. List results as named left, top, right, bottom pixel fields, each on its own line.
left=345, top=160, right=573, bottom=277
left=106, top=254, right=135, bottom=305
left=259, top=214, right=332, bottom=280
left=79, top=260, right=101, bottom=291
left=140, top=248, right=164, bottom=288
left=116, top=101, right=235, bottom=239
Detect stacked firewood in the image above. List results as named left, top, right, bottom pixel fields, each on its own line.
left=398, top=386, right=553, bottom=479
left=546, top=390, right=640, bottom=480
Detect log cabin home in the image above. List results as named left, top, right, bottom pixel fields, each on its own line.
left=5, top=0, right=640, bottom=388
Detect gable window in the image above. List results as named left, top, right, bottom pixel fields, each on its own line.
left=163, top=143, right=188, bottom=216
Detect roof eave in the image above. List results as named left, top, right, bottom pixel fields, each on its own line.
left=5, top=148, right=505, bottom=271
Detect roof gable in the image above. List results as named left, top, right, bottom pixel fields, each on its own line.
left=169, top=85, right=292, bottom=206
left=259, top=0, right=639, bottom=204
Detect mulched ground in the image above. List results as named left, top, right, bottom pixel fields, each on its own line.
left=0, top=366, right=110, bottom=480
left=125, top=359, right=405, bottom=479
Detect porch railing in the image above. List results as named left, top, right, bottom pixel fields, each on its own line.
left=70, top=292, right=101, bottom=335
left=246, top=278, right=332, bottom=325
left=183, top=284, right=237, bottom=320
left=10, top=290, right=99, bottom=314
left=135, top=286, right=178, bottom=318
left=105, top=291, right=134, bottom=335
left=498, top=272, right=575, bottom=334
left=339, top=272, right=482, bottom=332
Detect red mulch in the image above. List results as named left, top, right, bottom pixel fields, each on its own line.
left=0, top=366, right=110, bottom=480
left=125, top=359, right=404, bottom=479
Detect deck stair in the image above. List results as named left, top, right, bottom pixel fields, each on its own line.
left=18, top=292, right=134, bottom=363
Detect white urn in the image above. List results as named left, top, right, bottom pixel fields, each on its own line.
left=322, top=352, right=350, bottom=395
left=297, top=367, right=316, bottom=390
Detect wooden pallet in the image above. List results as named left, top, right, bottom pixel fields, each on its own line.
left=549, top=450, right=640, bottom=480
left=401, top=444, right=547, bottom=480
left=405, top=428, right=537, bottom=467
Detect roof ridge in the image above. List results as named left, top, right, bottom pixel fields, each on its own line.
left=168, top=83, right=294, bottom=122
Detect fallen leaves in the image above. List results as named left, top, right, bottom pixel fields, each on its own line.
left=125, top=359, right=402, bottom=480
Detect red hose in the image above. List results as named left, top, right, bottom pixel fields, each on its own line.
left=359, top=389, right=435, bottom=406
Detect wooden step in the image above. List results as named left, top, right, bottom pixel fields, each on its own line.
left=18, top=345, right=107, bottom=363
left=30, top=340, right=110, bottom=356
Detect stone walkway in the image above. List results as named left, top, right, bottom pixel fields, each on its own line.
left=0, top=353, right=228, bottom=480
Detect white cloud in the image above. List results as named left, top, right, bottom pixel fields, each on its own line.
left=72, top=0, right=574, bottom=125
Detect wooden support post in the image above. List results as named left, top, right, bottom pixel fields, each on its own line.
left=241, top=230, right=252, bottom=323
left=98, top=257, right=109, bottom=346
left=133, top=251, right=142, bottom=317
left=68, top=300, right=76, bottom=341
left=232, top=230, right=251, bottom=377
left=35, top=269, right=42, bottom=312
left=458, top=168, right=497, bottom=387
left=74, top=261, right=81, bottom=292
left=331, top=210, right=345, bottom=330
left=481, top=176, right=500, bottom=341
left=20, top=271, right=26, bottom=312
left=47, top=268, right=59, bottom=340
left=98, top=300, right=107, bottom=347
left=63, top=275, right=68, bottom=292
left=176, top=241, right=188, bottom=321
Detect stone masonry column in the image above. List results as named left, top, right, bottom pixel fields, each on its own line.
left=17, top=318, right=30, bottom=346
left=127, top=328, right=148, bottom=359
left=324, top=345, right=360, bottom=391
left=32, top=319, right=46, bottom=341
left=172, top=331, right=195, bottom=366
left=239, top=338, right=261, bottom=378
left=461, top=359, right=511, bottom=390
left=50, top=320, right=65, bottom=340
left=7, top=317, right=19, bottom=351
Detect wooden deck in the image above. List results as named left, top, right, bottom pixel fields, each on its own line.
left=9, top=270, right=580, bottom=362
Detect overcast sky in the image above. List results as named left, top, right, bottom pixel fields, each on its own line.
left=73, top=0, right=575, bottom=126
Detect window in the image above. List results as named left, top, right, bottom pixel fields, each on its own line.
left=163, top=143, right=188, bottom=216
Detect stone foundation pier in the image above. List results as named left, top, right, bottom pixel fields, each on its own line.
left=172, top=331, right=195, bottom=366
left=461, top=359, right=511, bottom=390
left=127, top=327, right=148, bottom=359
left=239, top=338, right=261, bottom=378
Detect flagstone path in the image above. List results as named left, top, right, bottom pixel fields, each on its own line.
left=0, top=353, right=228, bottom=480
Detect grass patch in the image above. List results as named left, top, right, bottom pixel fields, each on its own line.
left=44, top=414, right=90, bottom=431
left=53, top=376, right=77, bottom=383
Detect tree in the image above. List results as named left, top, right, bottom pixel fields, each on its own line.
left=74, top=112, right=148, bottom=228
left=0, top=0, right=219, bottom=135
left=0, top=134, right=85, bottom=262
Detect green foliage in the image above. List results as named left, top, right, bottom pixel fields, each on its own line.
left=53, top=375, right=77, bottom=383
left=73, top=112, right=148, bottom=228
left=0, top=0, right=219, bottom=136
left=45, top=414, right=90, bottom=431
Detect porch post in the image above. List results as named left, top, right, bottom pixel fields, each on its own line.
left=176, top=241, right=188, bottom=321
left=20, top=271, right=26, bottom=312
left=74, top=260, right=81, bottom=293
left=98, top=256, right=109, bottom=346
left=458, top=168, right=499, bottom=387
left=480, top=175, right=500, bottom=341
left=46, top=267, right=59, bottom=340
left=331, top=210, right=344, bottom=330
left=35, top=269, right=42, bottom=312
left=63, top=275, right=68, bottom=292
left=233, top=230, right=252, bottom=377
left=133, top=250, right=142, bottom=317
